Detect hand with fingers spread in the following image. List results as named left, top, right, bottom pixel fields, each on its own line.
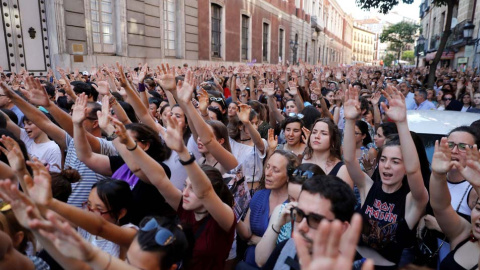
left=288, top=80, right=298, bottom=96
left=138, top=63, right=148, bottom=83
left=71, top=93, right=88, bottom=126
left=110, top=117, right=132, bottom=145
left=236, top=77, right=247, bottom=91
left=237, top=104, right=252, bottom=124
left=157, top=63, right=177, bottom=91
left=381, top=85, right=406, bottom=123
left=263, top=82, right=275, bottom=97
left=454, top=144, right=480, bottom=188
left=0, top=135, right=26, bottom=172
left=158, top=115, right=186, bottom=153
left=24, top=159, right=53, bottom=206
left=431, top=137, right=454, bottom=175
left=301, top=127, right=311, bottom=144
left=294, top=214, right=374, bottom=270
left=97, top=95, right=115, bottom=135
left=116, top=62, right=129, bottom=88
left=21, top=76, right=52, bottom=107
left=96, top=81, right=110, bottom=96
left=343, top=85, right=361, bottom=120
left=370, top=91, right=381, bottom=106
left=267, top=128, right=278, bottom=150
left=197, top=89, right=210, bottom=113
left=176, top=70, right=195, bottom=104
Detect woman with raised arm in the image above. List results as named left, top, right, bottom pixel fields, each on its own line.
left=164, top=69, right=238, bottom=173
left=110, top=114, right=235, bottom=270
left=302, top=117, right=353, bottom=188
left=343, top=85, right=429, bottom=269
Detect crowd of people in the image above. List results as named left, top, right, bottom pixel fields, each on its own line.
left=0, top=62, right=479, bottom=270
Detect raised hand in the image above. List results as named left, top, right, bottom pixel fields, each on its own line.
left=453, top=144, right=480, bottom=188
left=158, top=114, right=186, bottom=153
left=110, top=116, right=130, bottom=145
left=370, top=91, right=381, bottom=106
left=176, top=70, right=195, bottom=104
left=24, top=159, right=53, bottom=206
left=197, top=89, right=209, bottom=113
left=236, top=77, right=247, bottom=91
left=157, top=63, right=176, bottom=91
left=431, top=137, right=454, bottom=174
left=294, top=214, right=373, bottom=270
left=381, top=85, right=406, bottom=123
left=288, top=80, right=298, bottom=96
left=97, top=95, right=114, bottom=135
left=21, top=76, right=52, bottom=106
left=302, top=126, right=311, bottom=144
left=116, top=62, right=129, bottom=88
left=96, top=81, right=110, bottom=96
left=237, top=104, right=251, bottom=124
left=0, top=135, right=26, bottom=172
left=267, top=128, right=278, bottom=150
left=138, top=63, right=148, bottom=83
left=71, top=93, right=88, bottom=125
left=263, top=82, right=275, bottom=97
left=343, top=85, right=361, bottom=120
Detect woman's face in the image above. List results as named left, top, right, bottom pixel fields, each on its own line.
left=378, top=146, right=406, bottom=186
left=374, top=127, right=386, bottom=148
left=126, top=236, right=162, bottom=270
left=208, top=110, right=218, bottom=121
left=160, top=106, right=171, bottom=125
left=228, top=103, right=238, bottom=117
left=210, top=101, right=225, bottom=114
left=85, top=187, right=116, bottom=224
left=276, top=101, right=282, bottom=109
left=24, top=120, right=43, bottom=140
left=325, top=91, right=335, bottom=104
left=309, top=121, right=331, bottom=152
left=448, top=131, right=476, bottom=168
left=474, top=93, right=480, bottom=106
left=463, top=94, right=471, bottom=105
left=444, top=94, right=453, bottom=107
left=285, top=100, right=298, bottom=114
left=354, top=125, right=365, bottom=145
left=197, top=125, right=219, bottom=154
left=471, top=202, right=480, bottom=239
left=436, top=90, right=443, bottom=102
left=364, top=111, right=373, bottom=124
left=288, top=183, right=302, bottom=202
left=443, top=84, right=451, bottom=91
left=242, top=116, right=259, bottom=138
left=284, top=122, right=302, bottom=146
left=127, top=130, right=149, bottom=151
left=149, top=104, right=158, bottom=120
left=182, top=179, right=203, bottom=211
left=427, top=90, right=434, bottom=100
left=264, top=153, right=289, bottom=190
left=171, top=106, right=186, bottom=130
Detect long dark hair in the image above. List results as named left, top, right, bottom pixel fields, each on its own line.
left=304, top=118, right=341, bottom=161
left=126, top=123, right=171, bottom=162
left=356, top=120, right=372, bottom=146
left=92, top=179, right=133, bottom=225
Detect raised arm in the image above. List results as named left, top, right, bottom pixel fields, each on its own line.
left=429, top=138, right=471, bottom=248
left=288, top=80, right=305, bottom=112
left=343, top=86, right=372, bottom=201
left=72, top=94, right=112, bottom=176
left=264, top=82, right=285, bottom=124
left=175, top=70, right=238, bottom=170
left=237, top=104, right=265, bottom=154
left=161, top=114, right=234, bottom=231
left=382, top=86, right=429, bottom=215
left=0, top=110, right=20, bottom=139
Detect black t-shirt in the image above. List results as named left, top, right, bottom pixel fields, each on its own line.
left=109, top=156, right=176, bottom=225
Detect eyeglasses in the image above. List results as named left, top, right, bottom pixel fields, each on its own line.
left=292, top=169, right=315, bottom=179
left=291, top=207, right=332, bottom=229
left=288, top=113, right=304, bottom=119
left=443, top=98, right=452, bottom=101
left=141, top=218, right=176, bottom=246
left=447, top=142, right=472, bottom=152
left=314, top=103, right=322, bottom=108
left=81, top=201, right=112, bottom=216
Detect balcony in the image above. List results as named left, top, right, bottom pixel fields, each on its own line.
left=311, top=16, right=324, bottom=31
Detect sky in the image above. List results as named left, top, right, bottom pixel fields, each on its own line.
left=338, top=0, right=423, bottom=23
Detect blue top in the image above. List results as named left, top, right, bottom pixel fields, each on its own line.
left=244, top=189, right=272, bottom=268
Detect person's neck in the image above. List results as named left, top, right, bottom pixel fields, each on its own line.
left=204, top=152, right=217, bottom=165
left=239, top=132, right=253, bottom=145
left=447, top=170, right=464, bottom=183
left=90, top=128, right=102, bottom=138
left=476, top=104, right=480, bottom=109
left=356, top=141, right=363, bottom=149
left=285, top=142, right=305, bottom=152
left=33, top=132, right=51, bottom=144
left=270, top=185, right=289, bottom=201
left=382, top=181, right=403, bottom=194
left=311, top=150, right=332, bottom=163
left=4, top=103, right=14, bottom=110
left=193, top=209, right=209, bottom=221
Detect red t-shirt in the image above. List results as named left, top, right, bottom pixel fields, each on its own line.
left=177, top=200, right=236, bottom=270
left=223, top=87, right=231, bottom=99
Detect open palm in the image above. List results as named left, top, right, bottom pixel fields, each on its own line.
left=343, top=86, right=361, bottom=120
left=176, top=70, right=195, bottom=104
left=382, top=85, right=406, bottom=123
left=159, top=115, right=185, bottom=153
left=431, top=138, right=453, bottom=174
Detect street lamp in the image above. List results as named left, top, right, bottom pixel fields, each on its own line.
left=416, top=35, right=426, bottom=67
left=289, top=40, right=299, bottom=64
left=464, top=22, right=475, bottom=40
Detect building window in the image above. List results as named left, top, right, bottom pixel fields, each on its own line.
left=263, top=23, right=269, bottom=62
left=241, top=15, right=249, bottom=60
left=164, top=0, right=176, bottom=57
left=279, top=29, right=284, bottom=62
left=211, top=4, right=222, bottom=57
left=90, top=0, right=114, bottom=52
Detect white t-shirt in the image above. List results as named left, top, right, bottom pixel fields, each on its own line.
left=229, top=138, right=268, bottom=183
left=78, top=224, right=138, bottom=258
left=20, top=129, right=62, bottom=172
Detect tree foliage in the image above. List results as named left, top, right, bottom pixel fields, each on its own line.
left=380, top=22, right=419, bottom=52
left=401, top=51, right=415, bottom=62
left=355, top=0, right=449, bottom=14
left=384, top=54, right=396, bottom=67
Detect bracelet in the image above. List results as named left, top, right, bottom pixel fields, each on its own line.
left=103, top=254, right=112, bottom=270
left=126, top=141, right=138, bottom=151
left=138, top=83, right=146, bottom=93
left=272, top=224, right=280, bottom=234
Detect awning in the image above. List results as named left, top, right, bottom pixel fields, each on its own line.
left=425, top=51, right=455, bottom=61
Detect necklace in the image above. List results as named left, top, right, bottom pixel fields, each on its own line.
left=240, top=138, right=252, bottom=142
left=195, top=210, right=208, bottom=214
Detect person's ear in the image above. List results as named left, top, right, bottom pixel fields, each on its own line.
left=217, top=138, right=225, bottom=145
left=169, top=263, right=178, bottom=270
left=118, top=208, right=127, bottom=221
left=143, top=142, right=151, bottom=152
left=93, top=120, right=99, bottom=129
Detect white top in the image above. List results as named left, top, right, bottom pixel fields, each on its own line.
left=447, top=179, right=472, bottom=216
left=229, top=138, right=268, bottom=183
left=78, top=224, right=138, bottom=258
left=20, top=129, right=62, bottom=172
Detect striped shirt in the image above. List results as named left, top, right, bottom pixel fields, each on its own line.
left=65, top=133, right=117, bottom=207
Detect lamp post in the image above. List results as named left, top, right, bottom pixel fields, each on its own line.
left=416, top=35, right=426, bottom=68
left=289, top=40, right=299, bottom=65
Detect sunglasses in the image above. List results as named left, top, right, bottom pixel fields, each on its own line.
left=443, top=98, right=452, bottom=101
left=447, top=142, right=472, bottom=152
left=292, top=169, right=315, bottom=179
left=288, top=113, right=304, bottom=119
left=141, top=218, right=176, bottom=246
left=291, top=207, right=332, bottom=229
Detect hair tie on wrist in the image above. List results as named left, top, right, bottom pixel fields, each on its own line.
left=127, top=141, right=138, bottom=151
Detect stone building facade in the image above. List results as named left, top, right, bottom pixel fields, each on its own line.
left=353, top=24, right=375, bottom=64
left=0, top=0, right=355, bottom=75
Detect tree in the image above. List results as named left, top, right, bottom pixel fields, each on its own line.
left=380, top=22, right=419, bottom=69
left=402, top=51, right=415, bottom=63
left=355, top=0, right=455, bottom=87
left=384, top=54, right=396, bottom=67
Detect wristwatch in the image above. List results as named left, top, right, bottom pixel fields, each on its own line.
left=179, top=152, right=196, bottom=166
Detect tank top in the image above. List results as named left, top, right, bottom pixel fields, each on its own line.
left=447, top=180, right=473, bottom=218
left=328, top=161, right=344, bottom=176
left=439, top=238, right=478, bottom=270
left=358, top=181, right=415, bottom=264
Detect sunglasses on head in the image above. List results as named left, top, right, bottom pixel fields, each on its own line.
left=292, top=169, right=315, bottom=179
left=288, top=113, right=304, bottom=119
left=291, top=207, right=332, bottom=229
left=141, top=218, right=176, bottom=246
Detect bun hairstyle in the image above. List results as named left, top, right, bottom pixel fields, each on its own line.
left=50, top=168, right=81, bottom=203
